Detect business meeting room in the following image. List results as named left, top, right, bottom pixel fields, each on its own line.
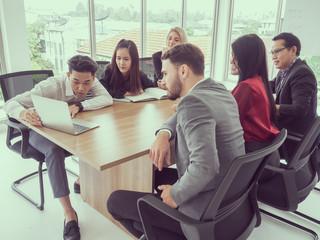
left=0, top=0, right=319, bottom=239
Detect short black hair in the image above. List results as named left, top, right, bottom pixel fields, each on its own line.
left=161, top=43, right=204, bottom=76
left=273, top=32, right=301, bottom=56
left=67, top=55, right=98, bottom=76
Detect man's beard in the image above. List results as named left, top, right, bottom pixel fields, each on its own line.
left=167, top=74, right=182, bottom=100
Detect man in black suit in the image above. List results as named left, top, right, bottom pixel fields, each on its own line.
left=270, top=32, right=318, bottom=136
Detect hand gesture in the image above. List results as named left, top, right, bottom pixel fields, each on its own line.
left=158, top=185, right=177, bottom=208
left=149, top=131, right=171, bottom=171
left=69, top=104, right=80, bottom=118
left=20, top=109, right=42, bottom=126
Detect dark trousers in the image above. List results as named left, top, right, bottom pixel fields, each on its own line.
left=154, top=168, right=179, bottom=193
left=29, top=130, right=69, bottom=198
left=107, top=190, right=186, bottom=240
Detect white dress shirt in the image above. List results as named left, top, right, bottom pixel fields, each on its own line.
left=4, top=75, right=113, bottom=119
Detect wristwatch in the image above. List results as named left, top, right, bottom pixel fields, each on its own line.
left=74, top=102, right=84, bottom=112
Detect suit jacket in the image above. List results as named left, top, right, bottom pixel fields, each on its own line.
left=232, top=74, right=279, bottom=142
left=161, top=78, right=245, bottom=239
left=270, top=59, right=318, bottom=134
left=152, top=51, right=163, bottom=82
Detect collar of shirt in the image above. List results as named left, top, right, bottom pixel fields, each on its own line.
left=280, top=57, right=299, bottom=78
left=185, top=77, right=206, bottom=96
left=65, top=75, right=76, bottom=97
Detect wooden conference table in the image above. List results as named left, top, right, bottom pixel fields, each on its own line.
left=23, top=99, right=177, bottom=233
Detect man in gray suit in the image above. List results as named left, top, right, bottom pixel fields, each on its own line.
left=107, top=43, right=245, bottom=239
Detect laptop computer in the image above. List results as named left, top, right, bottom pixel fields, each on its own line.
left=31, top=95, right=99, bottom=135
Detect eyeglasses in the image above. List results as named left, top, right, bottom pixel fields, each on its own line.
left=269, top=47, right=289, bottom=56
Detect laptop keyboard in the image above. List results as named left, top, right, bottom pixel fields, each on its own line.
left=73, top=123, right=91, bottom=133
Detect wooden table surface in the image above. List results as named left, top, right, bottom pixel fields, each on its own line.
left=24, top=99, right=178, bottom=170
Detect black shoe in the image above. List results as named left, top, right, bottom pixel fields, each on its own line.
left=74, top=182, right=80, bottom=194
left=63, top=212, right=80, bottom=240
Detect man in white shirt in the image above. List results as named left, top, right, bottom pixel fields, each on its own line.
left=4, top=55, right=113, bottom=240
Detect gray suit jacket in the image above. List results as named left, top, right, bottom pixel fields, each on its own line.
left=161, top=78, right=245, bottom=239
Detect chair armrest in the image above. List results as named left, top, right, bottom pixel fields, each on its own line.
left=4, top=119, right=31, bottom=158
left=138, top=195, right=200, bottom=225
left=280, top=130, right=303, bottom=159
left=5, top=118, right=28, bottom=131
left=264, top=163, right=289, bottom=173
left=138, top=195, right=203, bottom=239
left=287, top=130, right=303, bottom=140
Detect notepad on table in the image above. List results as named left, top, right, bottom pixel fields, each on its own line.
left=114, top=88, right=168, bottom=103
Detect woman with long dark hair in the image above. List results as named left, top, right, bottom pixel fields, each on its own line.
left=231, top=34, right=279, bottom=172
left=99, top=39, right=155, bottom=98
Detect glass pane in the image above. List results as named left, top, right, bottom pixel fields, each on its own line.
left=94, top=0, right=141, bottom=62
left=24, top=0, right=89, bottom=76
left=302, top=56, right=320, bottom=83
left=186, top=0, right=215, bottom=77
left=227, top=0, right=279, bottom=89
left=146, top=1, right=182, bottom=58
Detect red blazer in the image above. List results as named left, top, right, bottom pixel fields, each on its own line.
left=232, top=75, right=279, bottom=142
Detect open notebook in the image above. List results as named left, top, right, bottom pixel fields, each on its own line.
left=114, top=88, right=167, bottom=103
left=31, top=95, right=99, bottom=135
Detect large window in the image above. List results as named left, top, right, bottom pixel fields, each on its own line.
left=185, top=0, right=215, bottom=77
left=226, top=0, right=279, bottom=89
left=0, top=25, right=5, bottom=101
left=24, top=0, right=89, bottom=76
left=22, top=0, right=298, bottom=85
left=302, top=56, right=320, bottom=83
left=146, top=1, right=182, bottom=58
left=93, top=0, right=141, bottom=62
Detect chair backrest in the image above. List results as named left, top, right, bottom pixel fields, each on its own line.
left=139, top=57, right=153, bottom=80
left=201, top=129, right=287, bottom=221
left=96, top=61, right=110, bottom=80
left=0, top=70, right=54, bottom=102
left=287, top=116, right=320, bottom=170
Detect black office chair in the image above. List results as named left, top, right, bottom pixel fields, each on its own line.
left=0, top=70, right=76, bottom=210
left=137, top=129, right=287, bottom=240
left=96, top=60, right=110, bottom=80
left=139, top=57, right=154, bottom=82
left=257, top=116, right=320, bottom=239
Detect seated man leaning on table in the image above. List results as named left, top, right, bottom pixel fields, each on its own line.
left=4, top=55, right=113, bottom=240
left=107, top=43, right=245, bottom=240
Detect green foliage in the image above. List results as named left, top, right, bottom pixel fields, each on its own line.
left=28, top=19, right=46, bottom=60
left=68, top=2, right=88, bottom=17
left=238, top=20, right=260, bottom=36
left=27, top=19, right=54, bottom=70
left=232, top=18, right=260, bottom=37
left=147, top=10, right=179, bottom=23
left=95, top=4, right=112, bottom=20
left=186, top=26, right=194, bottom=37
left=111, top=5, right=139, bottom=22
left=31, top=58, right=54, bottom=71
left=303, top=56, right=320, bottom=82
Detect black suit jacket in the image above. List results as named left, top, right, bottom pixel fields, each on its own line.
left=152, top=51, right=162, bottom=82
left=270, top=59, right=318, bottom=134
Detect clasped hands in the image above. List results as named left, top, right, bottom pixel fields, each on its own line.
left=149, top=131, right=177, bottom=208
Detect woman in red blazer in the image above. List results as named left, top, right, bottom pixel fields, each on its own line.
left=230, top=34, right=280, bottom=179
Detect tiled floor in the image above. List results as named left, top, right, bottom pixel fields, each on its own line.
left=0, top=117, right=319, bottom=240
